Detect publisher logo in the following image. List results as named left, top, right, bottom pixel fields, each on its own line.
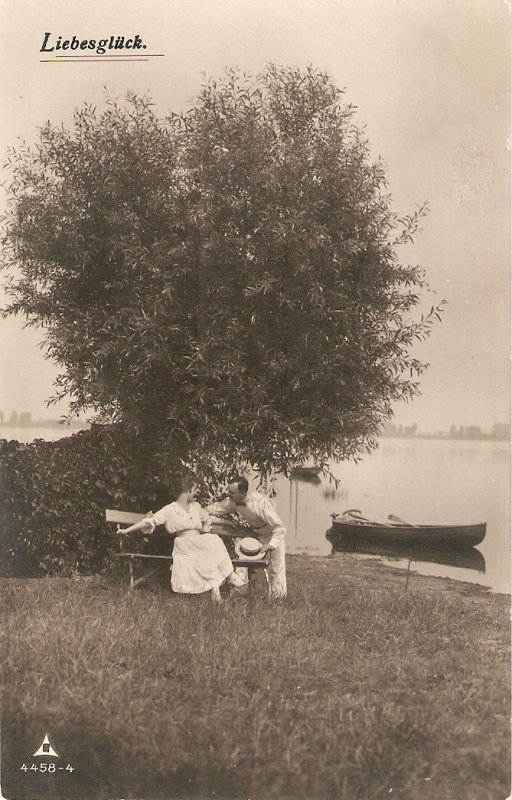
left=33, top=733, right=59, bottom=758
left=19, top=732, right=74, bottom=776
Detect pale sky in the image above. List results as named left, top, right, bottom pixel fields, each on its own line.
left=0, top=0, right=510, bottom=433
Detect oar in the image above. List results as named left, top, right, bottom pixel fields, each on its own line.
left=332, top=509, right=394, bottom=527
left=388, top=514, right=419, bottom=528
left=346, top=510, right=395, bottom=527
left=344, top=509, right=372, bottom=522
left=330, top=509, right=368, bottom=522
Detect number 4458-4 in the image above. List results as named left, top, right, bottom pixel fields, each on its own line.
left=20, top=763, right=74, bottom=773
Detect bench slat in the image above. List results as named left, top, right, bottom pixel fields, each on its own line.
left=114, top=552, right=269, bottom=568
left=106, top=509, right=146, bottom=525
left=106, top=510, right=248, bottom=537
left=115, top=553, right=173, bottom=561
left=232, top=559, right=269, bottom=568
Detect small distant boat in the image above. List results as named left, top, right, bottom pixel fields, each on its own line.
left=330, top=509, right=486, bottom=548
left=291, top=465, right=322, bottom=481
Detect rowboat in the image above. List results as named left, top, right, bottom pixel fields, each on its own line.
left=329, top=509, right=486, bottom=548
left=326, top=529, right=486, bottom=572
left=290, top=465, right=322, bottom=481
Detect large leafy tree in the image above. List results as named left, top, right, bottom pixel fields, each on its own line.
left=1, top=66, right=441, bottom=478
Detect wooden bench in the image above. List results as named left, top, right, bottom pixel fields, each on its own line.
left=106, top=509, right=270, bottom=592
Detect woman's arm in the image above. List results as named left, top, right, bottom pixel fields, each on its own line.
left=117, top=518, right=154, bottom=536
left=207, top=498, right=236, bottom=519
left=199, top=506, right=213, bottom=533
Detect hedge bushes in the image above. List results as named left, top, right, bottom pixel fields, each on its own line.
left=0, top=425, right=180, bottom=576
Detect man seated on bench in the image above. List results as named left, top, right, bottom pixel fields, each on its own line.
left=117, top=473, right=245, bottom=601
left=208, top=475, right=287, bottom=598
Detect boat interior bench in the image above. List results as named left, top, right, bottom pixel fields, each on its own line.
left=106, top=509, right=270, bottom=592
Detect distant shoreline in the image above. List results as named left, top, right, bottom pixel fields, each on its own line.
left=0, top=419, right=89, bottom=428
left=0, top=420, right=88, bottom=429
left=0, top=421, right=508, bottom=441
left=380, top=432, right=510, bottom=442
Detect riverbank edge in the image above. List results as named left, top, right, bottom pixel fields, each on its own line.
left=291, top=552, right=511, bottom=663
left=288, top=552, right=510, bottom=606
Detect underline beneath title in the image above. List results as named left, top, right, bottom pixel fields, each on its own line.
left=40, top=54, right=165, bottom=63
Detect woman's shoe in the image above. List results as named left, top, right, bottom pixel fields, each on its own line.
left=227, top=569, right=247, bottom=588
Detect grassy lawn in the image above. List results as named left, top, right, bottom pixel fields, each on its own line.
left=1, top=555, right=509, bottom=800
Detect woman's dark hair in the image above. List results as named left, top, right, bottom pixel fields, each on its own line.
left=228, top=475, right=249, bottom=494
left=177, top=472, right=197, bottom=495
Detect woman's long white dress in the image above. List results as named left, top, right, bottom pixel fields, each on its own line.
left=144, top=501, right=234, bottom=594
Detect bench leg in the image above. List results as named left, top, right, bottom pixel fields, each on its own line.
left=246, top=566, right=271, bottom=596
left=264, top=568, right=271, bottom=597
left=131, top=566, right=166, bottom=589
left=247, top=567, right=257, bottom=593
left=127, top=558, right=167, bottom=590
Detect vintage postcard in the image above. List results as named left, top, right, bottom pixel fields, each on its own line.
left=1, top=2, right=510, bottom=799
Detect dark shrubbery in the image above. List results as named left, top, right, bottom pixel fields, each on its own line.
left=0, top=425, right=179, bottom=576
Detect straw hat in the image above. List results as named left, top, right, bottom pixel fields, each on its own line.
left=234, top=537, right=265, bottom=560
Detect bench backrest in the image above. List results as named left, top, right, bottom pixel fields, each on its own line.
left=105, top=509, right=146, bottom=526
left=105, top=508, right=256, bottom=543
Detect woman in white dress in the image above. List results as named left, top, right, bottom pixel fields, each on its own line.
left=118, top=474, right=243, bottom=600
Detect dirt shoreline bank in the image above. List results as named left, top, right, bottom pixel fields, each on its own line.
left=289, top=553, right=511, bottom=666
left=288, top=552, right=510, bottom=605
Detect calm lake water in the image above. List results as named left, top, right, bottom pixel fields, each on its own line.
left=2, top=428, right=510, bottom=594
left=272, top=438, right=510, bottom=595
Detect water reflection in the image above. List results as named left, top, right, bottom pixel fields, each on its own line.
left=325, top=526, right=486, bottom=573
left=321, top=486, right=349, bottom=501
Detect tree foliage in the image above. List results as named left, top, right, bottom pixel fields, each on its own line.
left=1, top=65, right=442, bottom=477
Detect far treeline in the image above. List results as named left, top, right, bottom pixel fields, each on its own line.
left=382, top=422, right=510, bottom=440
left=1, top=64, right=443, bottom=485
left=0, top=411, right=88, bottom=428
